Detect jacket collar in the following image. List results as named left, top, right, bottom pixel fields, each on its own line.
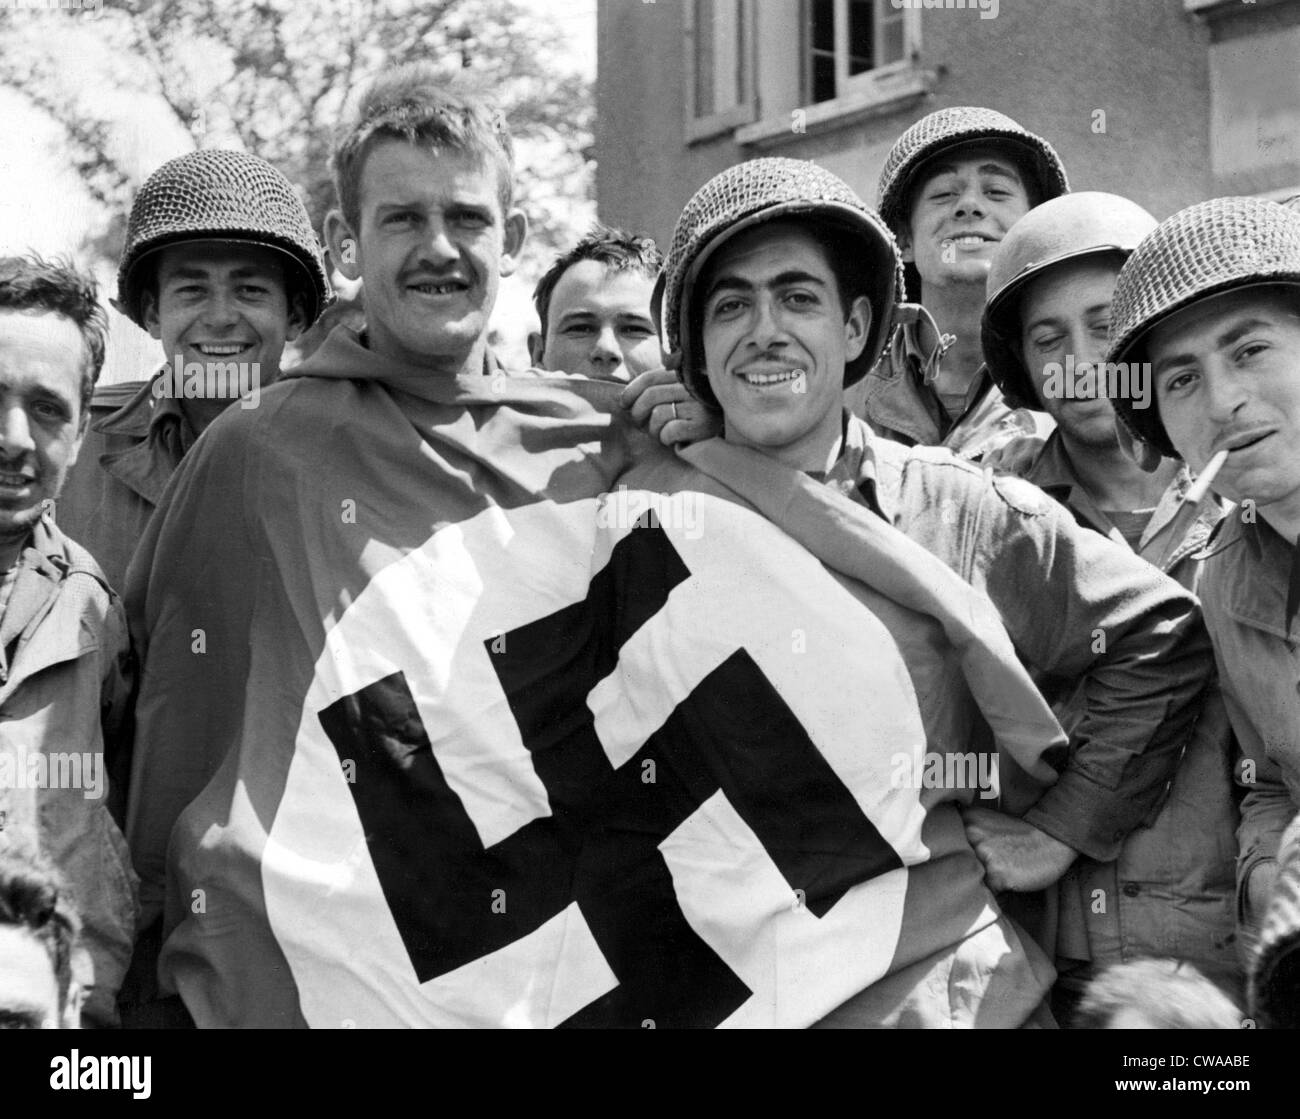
left=92, top=369, right=196, bottom=507
left=0, top=516, right=75, bottom=681
left=1213, top=513, right=1300, bottom=639
left=1024, top=430, right=1224, bottom=571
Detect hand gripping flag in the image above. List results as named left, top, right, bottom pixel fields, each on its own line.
left=126, top=327, right=1064, bottom=1028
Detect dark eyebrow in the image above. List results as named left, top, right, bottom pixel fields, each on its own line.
left=1217, top=318, right=1273, bottom=349
left=1025, top=301, right=1113, bottom=333
left=1155, top=317, right=1279, bottom=376
left=704, top=270, right=827, bottom=302
left=27, top=384, right=74, bottom=411
left=161, top=267, right=211, bottom=282
left=162, top=264, right=277, bottom=282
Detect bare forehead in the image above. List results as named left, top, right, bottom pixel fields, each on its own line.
left=154, top=242, right=287, bottom=280
left=706, top=220, right=835, bottom=281
left=916, top=144, right=1025, bottom=186
left=0, top=306, right=86, bottom=357
left=1020, top=256, right=1123, bottom=320
left=1148, top=285, right=1300, bottom=354
left=0, top=309, right=85, bottom=395
left=552, top=260, right=655, bottom=311
left=358, top=139, right=502, bottom=207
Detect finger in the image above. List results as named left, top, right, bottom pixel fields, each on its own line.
left=657, top=416, right=701, bottom=448
left=646, top=405, right=670, bottom=443
left=628, top=382, right=690, bottom=426
left=619, top=367, right=680, bottom=410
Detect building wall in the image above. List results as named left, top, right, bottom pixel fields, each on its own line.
left=596, top=0, right=1215, bottom=249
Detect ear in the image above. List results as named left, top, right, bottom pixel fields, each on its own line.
left=527, top=330, right=545, bottom=369
left=285, top=290, right=309, bottom=342
left=497, top=208, right=529, bottom=278
left=324, top=209, right=362, bottom=282
left=843, top=294, right=872, bottom=364
left=142, top=289, right=163, bottom=342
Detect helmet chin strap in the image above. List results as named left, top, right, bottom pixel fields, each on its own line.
left=893, top=302, right=956, bottom=386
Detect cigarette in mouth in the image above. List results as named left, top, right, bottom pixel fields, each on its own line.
left=1184, top=449, right=1229, bottom=505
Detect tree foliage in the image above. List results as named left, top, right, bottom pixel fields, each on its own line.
left=0, top=0, right=595, bottom=277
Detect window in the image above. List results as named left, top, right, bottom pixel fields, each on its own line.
left=685, top=0, right=756, bottom=142
left=806, top=0, right=908, bottom=104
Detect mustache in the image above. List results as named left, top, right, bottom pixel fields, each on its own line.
left=0, top=456, right=34, bottom=473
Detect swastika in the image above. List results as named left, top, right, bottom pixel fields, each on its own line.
left=319, top=518, right=901, bottom=1027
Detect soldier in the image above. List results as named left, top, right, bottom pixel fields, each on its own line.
left=657, top=157, right=1213, bottom=1023
left=0, top=254, right=134, bottom=1027
left=1109, top=196, right=1300, bottom=951
left=980, top=192, right=1240, bottom=1014
left=861, top=107, right=1066, bottom=459
left=56, top=149, right=331, bottom=593
left=529, top=225, right=662, bottom=384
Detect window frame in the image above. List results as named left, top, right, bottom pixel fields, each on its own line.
left=804, top=0, right=916, bottom=106
left=683, top=0, right=758, bottom=145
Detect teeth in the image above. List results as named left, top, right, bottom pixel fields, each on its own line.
left=0, top=473, right=29, bottom=486
left=950, top=236, right=986, bottom=246
left=197, top=345, right=246, bottom=355
left=413, top=283, right=464, bottom=295
left=741, top=370, right=802, bottom=385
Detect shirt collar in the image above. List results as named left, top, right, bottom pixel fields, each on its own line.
left=824, top=411, right=893, bottom=521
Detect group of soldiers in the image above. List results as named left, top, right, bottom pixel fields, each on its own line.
left=2, top=57, right=1299, bottom=1029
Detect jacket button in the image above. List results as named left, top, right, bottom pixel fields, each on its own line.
left=1122, top=883, right=1140, bottom=898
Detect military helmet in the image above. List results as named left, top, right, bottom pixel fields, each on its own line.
left=115, top=148, right=331, bottom=329
left=1108, top=196, right=1300, bottom=458
left=657, top=157, right=904, bottom=409
left=876, top=106, right=1069, bottom=237
left=982, top=192, right=1156, bottom=410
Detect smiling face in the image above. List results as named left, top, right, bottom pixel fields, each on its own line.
left=144, top=242, right=304, bottom=380
left=326, top=140, right=527, bottom=373
left=903, top=145, right=1033, bottom=290
left=0, top=309, right=87, bottom=549
left=1151, top=286, right=1300, bottom=516
left=699, top=221, right=869, bottom=471
left=536, top=260, right=658, bottom=383
left=1019, top=257, right=1124, bottom=448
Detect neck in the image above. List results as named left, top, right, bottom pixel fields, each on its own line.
left=1060, top=431, right=1179, bottom=511
left=367, top=326, right=488, bottom=378
left=1259, top=494, right=1300, bottom=544
left=917, top=279, right=987, bottom=398
left=0, top=531, right=28, bottom=572
left=179, top=397, right=233, bottom=436
left=729, top=412, right=844, bottom=475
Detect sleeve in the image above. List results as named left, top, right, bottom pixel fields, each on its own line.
left=930, top=467, right=1214, bottom=862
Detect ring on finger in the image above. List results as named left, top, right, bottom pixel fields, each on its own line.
left=671, top=401, right=679, bottom=421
